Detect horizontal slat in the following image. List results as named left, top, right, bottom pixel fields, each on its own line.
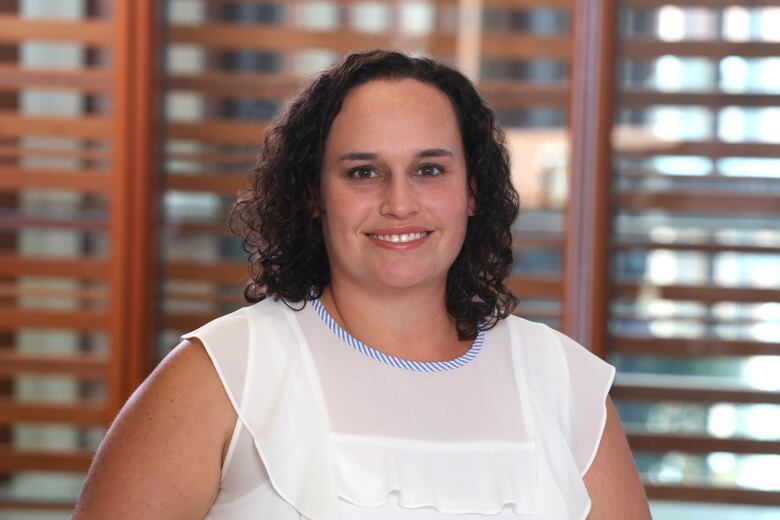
left=624, top=39, right=780, bottom=59
left=0, top=285, right=105, bottom=301
left=617, top=140, right=780, bottom=158
left=167, top=71, right=302, bottom=98
left=0, top=215, right=107, bottom=231
left=644, top=484, right=780, bottom=507
left=0, top=399, right=106, bottom=426
left=165, top=290, right=245, bottom=305
left=612, top=335, right=780, bottom=357
left=621, top=89, right=780, bottom=108
left=619, top=190, right=780, bottom=214
left=0, top=64, right=110, bottom=92
left=614, top=240, right=780, bottom=255
left=0, top=445, right=92, bottom=472
left=166, top=151, right=256, bottom=166
left=166, top=222, right=231, bottom=236
left=0, top=114, right=110, bottom=140
left=179, top=0, right=574, bottom=12
left=482, top=34, right=570, bottom=60
left=627, top=432, right=780, bottom=455
left=627, top=0, right=780, bottom=8
left=168, top=120, right=267, bottom=145
left=0, top=255, right=108, bottom=280
left=614, top=282, right=779, bottom=304
left=167, top=72, right=570, bottom=108
left=0, top=499, right=75, bottom=511
left=165, top=173, right=247, bottom=195
left=613, top=380, right=780, bottom=405
left=166, top=261, right=248, bottom=284
left=480, top=81, right=568, bottom=108
left=171, top=23, right=455, bottom=56
left=484, top=0, right=572, bottom=6
left=0, top=308, right=107, bottom=331
left=0, top=350, right=105, bottom=379
left=0, top=15, right=111, bottom=45
left=0, top=167, right=109, bottom=193
left=619, top=170, right=780, bottom=186
left=507, top=275, right=562, bottom=299
left=0, top=143, right=110, bottom=162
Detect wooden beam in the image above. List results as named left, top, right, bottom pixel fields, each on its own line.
left=628, top=432, right=780, bottom=455
left=0, top=64, right=110, bottom=92
left=0, top=254, right=108, bottom=280
left=0, top=167, right=109, bottom=193
left=627, top=0, right=780, bottom=8
left=0, top=308, right=106, bottom=331
left=0, top=351, right=105, bottom=380
left=168, top=120, right=268, bottom=145
left=614, top=282, right=779, bottom=304
left=617, top=140, right=780, bottom=159
left=0, top=114, right=110, bottom=140
left=619, top=191, right=780, bottom=215
left=563, top=0, right=617, bottom=357
left=614, top=240, right=780, bottom=255
left=612, top=335, right=780, bottom=357
left=644, top=484, right=780, bottom=507
left=0, top=15, right=110, bottom=45
left=0, top=446, right=92, bottom=472
left=166, top=261, right=248, bottom=284
left=507, top=275, right=563, bottom=299
left=165, top=173, right=247, bottom=195
left=0, top=399, right=106, bottom=426
left=613, top=380, right=780, bottom=405
left=621, top=89, right=780, bottom=109
left=624, top=39, right=780, bottom=60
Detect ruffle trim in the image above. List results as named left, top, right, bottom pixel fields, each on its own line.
left=332, top=433, right=538, bottom=515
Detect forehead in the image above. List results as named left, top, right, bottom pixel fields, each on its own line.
left=325, top=79, right=462, bottom=151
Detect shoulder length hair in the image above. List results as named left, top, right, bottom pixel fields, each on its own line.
left=230, top=50, right=520, bottom=339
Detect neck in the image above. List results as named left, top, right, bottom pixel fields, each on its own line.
left=320, top=279, right=469, bottom=362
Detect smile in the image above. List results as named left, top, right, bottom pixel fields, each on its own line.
left=367, top=231, right=431, bottom=243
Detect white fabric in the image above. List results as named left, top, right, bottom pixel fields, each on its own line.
left=181, top=298, right=615, bottom=520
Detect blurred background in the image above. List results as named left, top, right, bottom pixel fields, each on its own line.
left=0, top=0, right=778, bottom=519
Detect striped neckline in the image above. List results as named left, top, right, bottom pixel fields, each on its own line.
left=310, top=298, right=485, bottom=372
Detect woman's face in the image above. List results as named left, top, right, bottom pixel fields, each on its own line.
left=318, top=79, right=475, bottom=294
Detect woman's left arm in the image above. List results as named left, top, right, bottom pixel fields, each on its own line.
left=584, top=397, right=652, bottom=519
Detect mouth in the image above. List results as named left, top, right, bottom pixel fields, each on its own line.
left=366, top=231, right=432, bottom=244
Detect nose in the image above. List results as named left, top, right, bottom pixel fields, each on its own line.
left=380, top=174, right=419, bottom=219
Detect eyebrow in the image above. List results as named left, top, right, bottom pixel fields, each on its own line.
left=337, top=148, right=454, bottom=161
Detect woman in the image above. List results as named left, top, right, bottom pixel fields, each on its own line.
left=74, top=50, right=650, bottom=519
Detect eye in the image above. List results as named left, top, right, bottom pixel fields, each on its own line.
left=417, top=163, right=444, bottom=177
left=347, top=166, right=378, bottom=179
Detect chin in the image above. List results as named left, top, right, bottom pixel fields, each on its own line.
left=371, top=265, right=442, bottom=291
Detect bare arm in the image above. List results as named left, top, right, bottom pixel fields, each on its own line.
left=584, top=397, right=651, bottom=520
left=73, top=339, right=237, bottom=520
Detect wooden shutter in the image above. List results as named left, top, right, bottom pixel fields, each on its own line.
left=0, top=0, right=157, bottom=513
left=609, top=0, right=780, bottom=507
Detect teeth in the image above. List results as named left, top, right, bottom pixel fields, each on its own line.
left=370, top=232, right=428, bottom=243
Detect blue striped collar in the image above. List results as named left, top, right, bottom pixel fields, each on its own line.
left=310, top=298, right=485, bottom=372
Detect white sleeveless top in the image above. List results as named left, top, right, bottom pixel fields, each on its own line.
left=181, top=298, right=615, bottom=520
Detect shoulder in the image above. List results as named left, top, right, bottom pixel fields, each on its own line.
left=74, top=338, right=237, bottom=518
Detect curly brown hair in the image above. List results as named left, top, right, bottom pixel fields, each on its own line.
left=230, top=50, right=519, bottom=339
